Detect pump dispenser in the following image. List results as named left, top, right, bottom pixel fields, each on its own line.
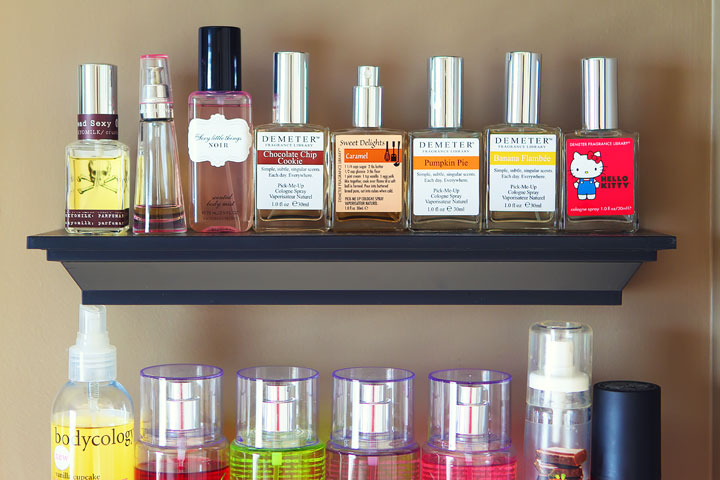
left=326, top=367, right=420, bottom=480
left=524, top=322, right=592, bottom=480
left=51, top=305, right=134, bottom=480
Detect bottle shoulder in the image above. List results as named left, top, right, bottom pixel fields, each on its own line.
left=66, top=139, right=130, bottom=153
left=188, top=90, right=252, bottom=105
left=256, top=123, right=329, bottom=134
left=564, top=128, right=639, bottom=140
left=333, top=127, right=406, bottom=137
left=484, top=123, right=561, bottom=136
left=410, top=128, right=481, bottom=139
left=52, top=381, right=133, bottom=421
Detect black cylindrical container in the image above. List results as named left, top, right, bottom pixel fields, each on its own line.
left=198, top=26, right=241, bottom=91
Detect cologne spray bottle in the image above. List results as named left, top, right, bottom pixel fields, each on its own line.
left=326, top=367, right=420, bottom=480
left=254, top=52, right=331, bottom=232
left=230, top=367, right=325, bottom=480
left=409, top=56, right=481, bottom=231
left=524, top=322, right=592, bottom=480
left=134, top=54, right=187, bottom=234
left=422, top=369, right=517, bottom=480
left=51, top=305, right=134, bottom=480
left=65, top=64, right=130, bottom=234
left=484, top=52, right=561, bottom=231
left=136, top=364, right=228, bottom=480
left=188, top=26, right=253, bottom=232
left=563, top=57, right=639, bottom=232
left=333, top=66, right=407, bottom=231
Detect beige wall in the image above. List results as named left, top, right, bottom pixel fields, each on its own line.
left=0, top=0, right=712, bottom=477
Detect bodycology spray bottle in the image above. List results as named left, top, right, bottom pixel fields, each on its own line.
left=326, top=367, right=420, bottom=480
left=51, top=305, right=134, bottom=480
left=422, top=369, right=517, bottom=480
left=136, top=364, right=227, bottom=480
left=230, top=367, right=325, bottom=480
left=523, top=322, right=592, bottom=480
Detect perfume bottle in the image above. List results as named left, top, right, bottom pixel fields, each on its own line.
left=136, top=364, right=228, bottom=480
left=326, top=367, right=420, bottom=480
left=422, top=369, right=517, bottom=480
left=134, top=54, right=187, bottom=234
left=230, top=367, right=325, bottom=480
left=563, top=57, right=639, bottom=232
left=524, top=322, right=592, bottom=480
left=484, top=52, right=561, bottom=231
left=409, top=56, right=481, bottom=231
left=333, top=66, right=407, bottom=231
left=188, top=26, right=253, bottom=232
left=254, top=52, right=331, bottom=232
left=51, top=305, right=134, bottom=480
left=65, top=64, right=130, bottom=234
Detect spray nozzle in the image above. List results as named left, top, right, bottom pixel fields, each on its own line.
left=357, top=66, right=379, bottom=87
left=528, top=322, right=592, bottom=394
left=69, top=305, right=117, bottom=383
left=353, top=65, right=383, bottom=128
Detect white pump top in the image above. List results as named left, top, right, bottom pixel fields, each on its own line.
left=69, top=305, right=117, bottom=383
left=528, top=337, right=589, bottom=393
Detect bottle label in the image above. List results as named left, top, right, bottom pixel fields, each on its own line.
left=77, top=114, right=118, bottom=140
left=52, top=422, right=134, bottom=480
left=335, top=134, right=403, bottom=213
left=65, top=209, right=129, bottom=228
left=188, top=113, right=252, bottom=167
left=488, top=133, right=557, bottom=212
left=412, top=137, right=480, bottom=216
left=524, top=419, right=590, bottom=480
left=565, top=137, right=635, bottom=216
left=256, top=132, right=325, bottom=210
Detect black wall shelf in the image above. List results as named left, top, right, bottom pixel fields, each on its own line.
left=27, top=230, right=676, bottom=306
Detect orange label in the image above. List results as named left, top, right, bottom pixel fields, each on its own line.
left=412, top=156, right=479, bottom=170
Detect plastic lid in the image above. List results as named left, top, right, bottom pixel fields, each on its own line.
left=198, top=26, right=241, bottom=91
left=68, top=305, right=117, bottom=383
left=527, top=322, right=592, bottom=394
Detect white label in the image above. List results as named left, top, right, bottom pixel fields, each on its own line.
left=412, top=138, right=480, bottom=216
left=188, top=113, right=251, bottom=167
left=488, top=133, right=557, bottom=212
left=256, top=132, right=326, bottom=211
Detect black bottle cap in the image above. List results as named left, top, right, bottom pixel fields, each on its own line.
left=592, top=381, right=661, bottom=480
left=198, top=26, right=241, bottom=91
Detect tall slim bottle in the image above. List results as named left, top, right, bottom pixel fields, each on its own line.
left=409, top=56, right=481, bottom=231
left=136, top=364, right=228, bottom=480
left=326, top=367, right=420, bottom=480
left=422, top=369, right=517, bottom=480
left=65, top=64, right=130, bottom=234
left=563, top=57, right=639, bottom=232
left=523, top=322, right=592, bottom=480
left=230, top=367, right=325, bottom=480
left=188, top=26, right=253, bottom=232
left=254, top=52, right=331, bottom=232
left=134, top=54, right=187, bottom=234
left=484, top=52, right=561, bottom=231
left=332, top=66, right=407, bottom=231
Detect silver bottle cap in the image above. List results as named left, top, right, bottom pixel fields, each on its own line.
left=165, top=381, right=199, bottom=431
left=358, top=383, right=390, bottom=433
left=582, top=57, right=618, bottom=130
left=273, top=51, right=308, bottom=124
left=353, top=66, right=383, bottom=128
left=262, top=383, right=295, bottom=433
left=78, top=64, right=117, bottom=115
left=456, top=385, right=489, bottom=435
left=429, top=56, right=463, bottom=128
left=504, top=52, right=541, bottom=124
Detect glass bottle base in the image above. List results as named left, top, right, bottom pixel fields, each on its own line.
left=65, top=226, right=129, bottom=235
left=333, top=214, right=405, bottom=232
left=563, top=214, right=638, bottom=233
left=254, top=210, right=329, bottom=232
left=133, top=205, right=187, bottom=234
left=410, top=216, right=480, bottom=232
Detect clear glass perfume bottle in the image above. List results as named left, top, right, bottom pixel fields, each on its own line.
left=66, top=64, right=130, bottom=234
left=188, top=26, right=253, bottom=233
left=332, top=66, right=407, bottom=232
left=523, top=322, right=592, bottom=480
left=410, top=56, right=481, bottom=231
left=230, top=367, right=325, bottom=480
left=484, top=52, right=561, bottom=232
left=326, top=367, right=420, bottom=480
left=563, top=57, right=639, bottom=232
left=136, top=364, right=228, bottom=480
left=254, top=52, right=330, bottom=232
left=134, top=54, right=187, bottom=234
left=422, top=369, right=517, bottom=480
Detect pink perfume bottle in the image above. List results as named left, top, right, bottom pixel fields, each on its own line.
left=421, top=369, right=517, bottom=480
left=188, top=26, right=253, bottom=232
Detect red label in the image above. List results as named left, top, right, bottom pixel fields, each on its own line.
left=77, top=114, right=119, bottom=140
left=65, top=209, right=129, bottom=228
left=565, top=137, right=635, bottom=217
left=256, top=150, right=325, bottom=165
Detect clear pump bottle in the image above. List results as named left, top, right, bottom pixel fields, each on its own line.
left=326, top=367, right=420, bottom=480
left=523, top=322, right=592, bottom=480
left=51, top=305, right=134, bottom=480
left=230, top=366, right=325, bottom=480
left=422, top=369, right=517, bottom=480
left=134, top=54, right=187, bottom=234
left=136, top=364, right=228, bottom=480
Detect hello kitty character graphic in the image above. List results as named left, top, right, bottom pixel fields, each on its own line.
left=570, top=151, right=603, bottom=200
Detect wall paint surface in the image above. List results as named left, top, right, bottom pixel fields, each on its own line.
left=0, top=0, right=712, bottom=478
